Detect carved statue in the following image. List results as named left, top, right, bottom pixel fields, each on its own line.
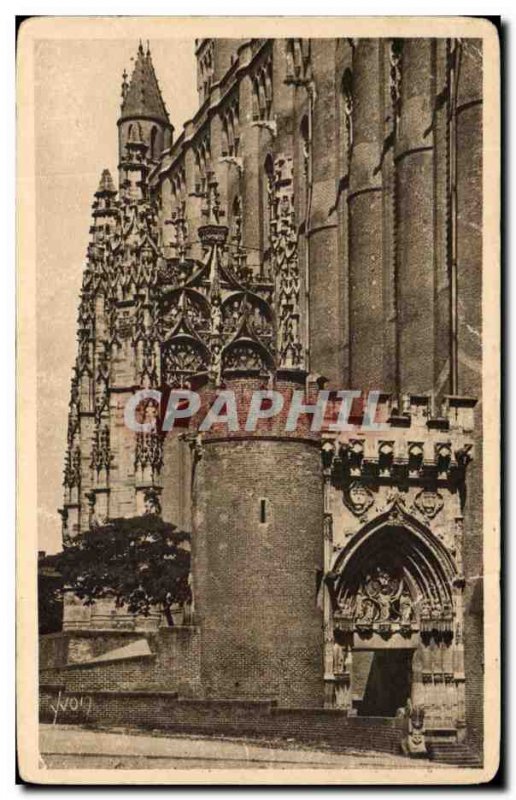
left=419, top=597, right=431, bottom=619
left=210, top=295, right=223, bottom=336
left=338, top=596, right=355, bottom=618
left=399, top=591, right=413, bottom=624
left=354, top=588, right=376, bottom=624
left=401, top=699, right=427, bottom=757
left=431, top=600, right=443, bottom=619
left=332, top=641, right=345, bottom=675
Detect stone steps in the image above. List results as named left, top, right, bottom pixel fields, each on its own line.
left=429, top=742, right=482, bottom=767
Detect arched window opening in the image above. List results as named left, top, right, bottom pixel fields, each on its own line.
left=252, top=78, right=260, bottom=120
left=150, top=126, right=158, bottom=161
left=252, top=61, right=273, bottom=122
left=125, top=124, right=134, bottom=158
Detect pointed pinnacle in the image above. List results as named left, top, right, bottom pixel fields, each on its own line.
left=119, top=41, right=170, bottom=124
left=96, top=169, right=116, bottom=195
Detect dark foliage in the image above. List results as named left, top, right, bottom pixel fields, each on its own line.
left=54, top=516, right=191, bottom=626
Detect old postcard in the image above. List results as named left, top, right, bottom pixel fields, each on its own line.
left=17, top=16, right=500, bottom=784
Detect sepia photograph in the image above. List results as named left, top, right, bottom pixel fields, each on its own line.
left=16, top=15, right=500, bottom=785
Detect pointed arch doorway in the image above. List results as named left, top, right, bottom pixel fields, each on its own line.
left=330, top=512, right=465, bottom=736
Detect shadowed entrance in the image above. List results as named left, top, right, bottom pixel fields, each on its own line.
left=356, top=650, right=413, bottom=717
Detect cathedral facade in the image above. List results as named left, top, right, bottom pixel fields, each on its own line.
left=58, top=38, right=483, bottom=751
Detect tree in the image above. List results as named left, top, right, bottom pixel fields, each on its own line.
left=55, top=516, right=191, bottom=627
left=38, top=553, right=64, bottom=634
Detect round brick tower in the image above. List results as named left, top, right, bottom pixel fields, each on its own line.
left=191, top=374, right=325, bottom=707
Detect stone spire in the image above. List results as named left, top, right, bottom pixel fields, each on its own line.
left=120, top=41, right=170, bottom=124
left=96, top=168, right=117, bottom=196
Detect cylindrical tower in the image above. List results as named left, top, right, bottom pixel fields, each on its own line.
left=192, top=374, right=325, bottom=707
left=117, top=42, right=173, bottom=188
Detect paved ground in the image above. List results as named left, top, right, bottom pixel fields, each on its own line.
left=39, top=724, right=440, bottom=770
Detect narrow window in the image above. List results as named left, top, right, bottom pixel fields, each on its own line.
left=259, top=498, right=267, bottom=524
left=150, top=126, right=158, bottom=161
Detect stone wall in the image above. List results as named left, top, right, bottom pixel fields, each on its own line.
left=39, top=627, right=202, bottom=697
left=39, top=688, right=405, bottom=755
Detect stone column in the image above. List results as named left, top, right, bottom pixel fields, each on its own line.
left=348, top=39, right=385, bottom=391
left=381, top=40, right=399, bottom=393
left=421, top=643, right=436, bottom=729
left=442, top=640, right=455, bottom=728
left=411, top=647, right=425, bottom=708
left=395, top=39, right=436, bottom=394
left=308, top=39, right=345, bottom=386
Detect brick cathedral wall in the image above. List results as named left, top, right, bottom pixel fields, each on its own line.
left=155, top=36, right=485, bottom=740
